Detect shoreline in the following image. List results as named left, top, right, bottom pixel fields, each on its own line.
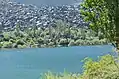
left=0, top=44, right=110, bottom=50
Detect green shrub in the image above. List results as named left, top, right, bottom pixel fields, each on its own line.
left=40, top=32, right=45, bottom=37
left=59, top=38, right=68, bottom=46
left=68, top=40, right=75, bottom=46
left=36, top=29, right=42, bottom=36
left=100, top=38, right=108, bottom=45
left=16, top=39, right=25, bottom=45
left=84, top=40, right=91, bottom=45
left=41, top=44, right=46, bottom=48
left=9, top=39, right=16, bottom=43
left=48, top=42, right=54, bottom=47
left=31, top=44, right=38, bottom=48
left=37, top=37, right=44, bottom=44
left=92, top=39, right=100, bottom=45
left=22, top=45, right=28, bottom=48
left=41, top=55, right=119, bottom=79
left=2, top=42, right=13, bottom=48
left=3, top=32, right=11, bottom=41
left=41, top=71, right=80, bottom=79
left=81, top=54, right=119, bottom=79
left=28, top=39, right=34, bottom=44
left=0, top=42, right=3, bottom=48
left=75, top=39, right=83, bottom=45
left=0, top=24, right=108, bottom=48
left=12, top=43, right=17, bottom=48
left=17, top=45, right=27, bottom=49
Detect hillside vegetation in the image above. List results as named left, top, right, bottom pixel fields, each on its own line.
left=0, top=21, right=107, bottom=49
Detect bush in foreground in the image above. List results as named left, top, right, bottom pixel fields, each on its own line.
left=41, top=54, right=119, bottom=79
left=81, top=54, right=119, bottom=79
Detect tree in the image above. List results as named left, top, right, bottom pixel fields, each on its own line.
left=33, top=25, right=38, bottom=38
left=15, top=23, right=21, bottom=36
left=81, top=0, right=119, bottom=51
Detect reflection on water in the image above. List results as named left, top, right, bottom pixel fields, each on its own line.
left=0, top=45, right=114, bottom=79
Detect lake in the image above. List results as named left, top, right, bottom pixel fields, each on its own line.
left=12, top=0, right=82, bottom=6
left=0, top=45, right=114, bottom=79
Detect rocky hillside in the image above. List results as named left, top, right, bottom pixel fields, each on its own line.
left=0, top=0, right=87, bottom=31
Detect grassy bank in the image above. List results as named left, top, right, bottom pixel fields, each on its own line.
left=41, top=54, right=119, bottom=79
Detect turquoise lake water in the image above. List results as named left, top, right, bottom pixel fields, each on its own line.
left=13, top=0, right=82, bottom=6
left=0, top=45, right=114, bottom=79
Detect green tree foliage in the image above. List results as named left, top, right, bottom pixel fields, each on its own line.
left=2, top=42, right=13, bottom=48
left=3, top=32, right=11, bottom=41
left=81, top=0, right=119, bottom=50
left=81, top=55, right=119, bottom=79
left=0, top=20, right=107, bottom=49
left=41, top=55, right=119, bottom=79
